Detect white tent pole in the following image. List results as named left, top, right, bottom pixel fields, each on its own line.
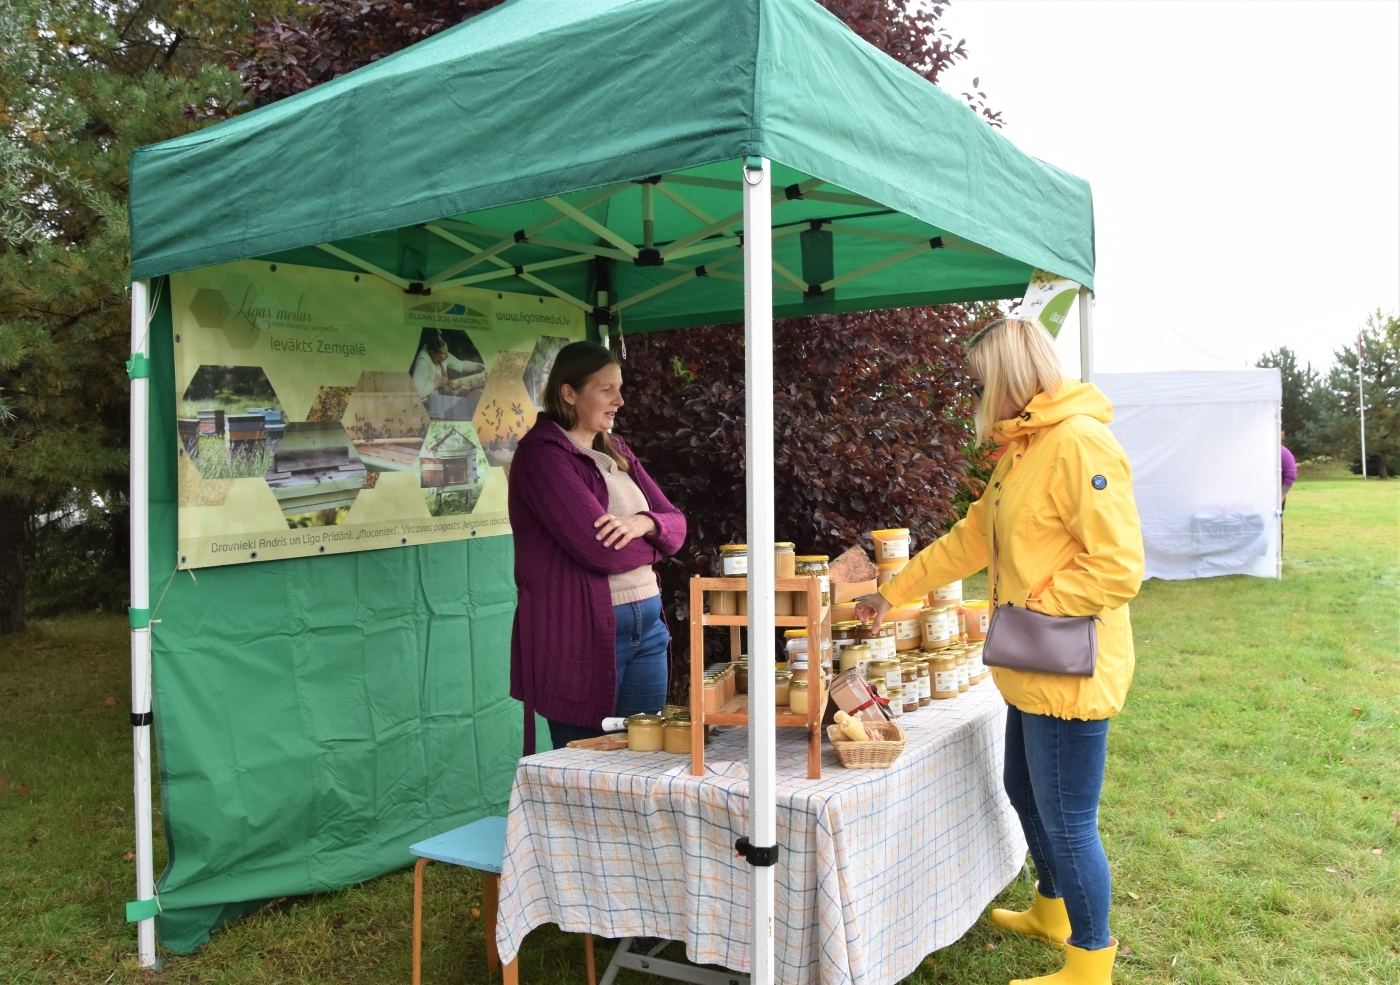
left=1078, top=286, right=1094, bottom=383
left=1357, top=335, right=1367, bottom=479
left=741, top=155, right=776, bottom=985
left=128, top=279, right=158, bottom=967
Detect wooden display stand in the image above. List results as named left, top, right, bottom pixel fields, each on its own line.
left=689, top=575, right=830, bottom=779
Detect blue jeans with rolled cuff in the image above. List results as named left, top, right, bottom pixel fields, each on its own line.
left=547, top=595, right=670, bottom=750
left=1003, top=705, right=1113, bottom=950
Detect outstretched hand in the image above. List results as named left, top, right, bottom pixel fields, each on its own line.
left=594, top=513, right=657, bottom=550
left=853, top=593, right=893, bottom=633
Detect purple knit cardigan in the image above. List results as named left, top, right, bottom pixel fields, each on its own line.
left=508, top=420, right=687, bottom=754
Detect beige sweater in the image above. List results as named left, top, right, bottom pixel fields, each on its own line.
left=564, top=428, right=659, bottom=606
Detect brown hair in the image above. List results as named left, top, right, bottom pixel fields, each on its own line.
left=541, top=341, right=630, bottom=472
left=965, top=317, right=1063, bottom=441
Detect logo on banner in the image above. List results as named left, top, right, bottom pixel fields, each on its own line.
left=405, top=299, right=490, bottom=330
left=1021, top=269, right=1080, bottom=339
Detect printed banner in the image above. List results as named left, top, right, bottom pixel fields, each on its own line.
left=171, top=260, right=584, bottom=568
left=1021, top=269, right=1080, bottom=339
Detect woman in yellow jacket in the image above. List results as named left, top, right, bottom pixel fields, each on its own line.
left=858, top=318, right=1144, bottom=985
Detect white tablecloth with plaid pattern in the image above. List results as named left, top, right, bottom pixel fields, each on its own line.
left=497, top=681, right=1025, bottom=985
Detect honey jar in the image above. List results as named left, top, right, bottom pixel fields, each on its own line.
left=626, top=713, right=665, bottom=751
left=870, top=527, right=911, bottom=561
left=892, top=602, right=924, bottom=651
left=839, top=642, right=874, bottom=676
left=774, top=670, right=792, bottom=707
left=929, top=654, right=959, bottom=698
left=788, top=678, right=811, bottom=716
left=663, top=712, right=692, bottom=754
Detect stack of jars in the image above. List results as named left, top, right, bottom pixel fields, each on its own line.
left=708, top=543, right=830, bottom=617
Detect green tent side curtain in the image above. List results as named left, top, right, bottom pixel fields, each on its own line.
left=129, top=0, right=1095, bottom=327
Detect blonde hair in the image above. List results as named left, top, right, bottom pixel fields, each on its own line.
left=965, top=317, right=1063, bottom=441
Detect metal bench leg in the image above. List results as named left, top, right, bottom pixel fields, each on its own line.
left=413, top=857, right=431, bottom=985
left=484, top=871, right=501, bottom=975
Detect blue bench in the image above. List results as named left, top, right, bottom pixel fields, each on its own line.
left=410, top=817, right=595, bottom=985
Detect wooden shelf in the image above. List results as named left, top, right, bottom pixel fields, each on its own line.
left=690, top=573, right=830, bottom=779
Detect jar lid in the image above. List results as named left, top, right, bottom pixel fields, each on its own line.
left=842, top=644, right=874, bottom=655
left=875, top=560, right=908, bottom=569
left=871, top=527, right=910, bottom=537
left=664, top=711, right=692, bottom=724
left=831, top=620, right=862, bottom=630
left=720, top=543, right=748, bottom=552
left=795, top=554, right=830, bottom=562
left=784, top=628, right=808, bottom=638
left=774, top=541, right=796, bottom=549
left=870, top=659, right=901, bottom=669
left=961, top=599, right=990, bottom=608
left=626, top=713, right=664, bottom=724
left=789, top=678, right=809, bottom=690
left=660, top=703, right=688, bottom=718
left=774, top=670, right=793, bottom=680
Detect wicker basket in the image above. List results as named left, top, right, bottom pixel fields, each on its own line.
left=826, top=719, right=906, bottom=768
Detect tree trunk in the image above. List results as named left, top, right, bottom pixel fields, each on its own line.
left=0, top=495, right=26, bottom=634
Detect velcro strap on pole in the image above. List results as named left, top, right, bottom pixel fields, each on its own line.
left=126, top=898, right=160, bottom=922
left=131, top=711, right=154, bottom=727
left=735, top=837, right=780, bottom=867
left=129, top=607, right=150, bottom=629
left=125, top=353, right=151, bottom=379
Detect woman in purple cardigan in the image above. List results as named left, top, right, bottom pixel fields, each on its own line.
left=508, top=341, right=687, bottom=753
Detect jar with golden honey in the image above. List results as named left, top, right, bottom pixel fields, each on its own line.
left=915, top=658, right=931, bottom=706
left=662, top=712, right=692, bottom=753
left=886, top=684, right=906, bottom=718
left=788, top=678, right=811, bottom=716
left=921, top=605, right=956, bottom=649
left=967, top=643, right=986, bottom=683
left=660, top=703, right=687, bottom=720
left=870, top=527, right=911, bottom=561
left=626, top=713, right=665, bottom=751
left=869, top=658, right=903, bottom=693
left=840, top=642, right=874, bottom=676
left=962, top=599, right=990, bottom=641
left=929, top=654, right=959, bottom=699
left=858, top=622, right=897, bottom=661
left=874, top=560, right=906, bottom=588
left=955, top=652, right=970, bottom=692
left=774, top=670, right=792, bottom=707
left=735, top=660, right=749, bottom=694
left=901, top=681, right=920, bottom=715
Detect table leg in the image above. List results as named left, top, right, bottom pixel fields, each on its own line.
left=484, top=871, right=501, bottom=975
left=503, top=957, right=519, bottom=985
left=412, top=857, right=430, bottom=985
left=690, top=577, right=705, bottom=777
left=584, top=932, right=597, bottom=985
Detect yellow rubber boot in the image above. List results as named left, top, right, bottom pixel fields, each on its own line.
left=989, top=888, right=1071, bottom=946
left=1010, top=939, right=1117, bottom=985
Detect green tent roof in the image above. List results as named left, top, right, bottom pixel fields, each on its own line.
left=128, top=0, right=1094, bottom=330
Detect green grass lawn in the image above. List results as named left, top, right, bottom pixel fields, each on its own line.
left=2, top=474, right=1396, bottom=984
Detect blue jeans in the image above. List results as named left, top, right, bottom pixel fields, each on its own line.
left=547, top=595, right=670, bottom=749
left=1003, top=706, right=1112, bottom=950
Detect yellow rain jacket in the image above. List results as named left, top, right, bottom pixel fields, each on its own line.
left=881, top=380, right=1144, bottom=720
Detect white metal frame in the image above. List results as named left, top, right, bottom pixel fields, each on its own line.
left=129, top=279, right=159, bottom=968
left=1078, top=285, right=1094, bottom=384
left=597, top=938, right=749, bottom=985
left=741, top=156, right=776, bottom=985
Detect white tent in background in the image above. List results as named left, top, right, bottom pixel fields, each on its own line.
left=1095, top=328, right=1282, bottom=581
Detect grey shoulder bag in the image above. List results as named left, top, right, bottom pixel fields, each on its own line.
left=981, top=510, right=1100, bottom=678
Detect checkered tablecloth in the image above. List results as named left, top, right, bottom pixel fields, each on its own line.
left=497, top=681, right=1026, bottom=985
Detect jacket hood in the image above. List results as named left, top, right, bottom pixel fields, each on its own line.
left=995, top=379, right=1114, bottom=440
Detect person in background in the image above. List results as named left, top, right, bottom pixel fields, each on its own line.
left=857, top=318, right=1143, bottom=985
left=507, top=341, right=687, bottom=753
left=409, top=328, right=485, bottom=399
left=1280, top=432, right=1297, bottom=550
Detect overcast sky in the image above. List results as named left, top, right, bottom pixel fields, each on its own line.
left=935, top=0, right=1400, bottom=375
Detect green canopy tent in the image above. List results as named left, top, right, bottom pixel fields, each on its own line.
left=125, top=0, right=1095, bottom=969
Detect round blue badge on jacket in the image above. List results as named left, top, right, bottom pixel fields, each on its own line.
left=1092, top=475, right=1108, bottom=490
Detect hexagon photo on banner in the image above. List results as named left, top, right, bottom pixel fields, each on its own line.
left=418, top=421, right=488, bottom=516
left=264, top=420, right=367, bottom=526
left=340, top=371, right=431, bottom=474
left=178, top=365, right=285, bottom=480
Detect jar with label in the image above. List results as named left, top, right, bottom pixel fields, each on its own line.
left=962, top=600, right=990, bottom=641
left=915, top=658, right=931, bottom=705
left=870, top=527, right=911, bottom=561
left=899, top=662, right=920, bottom=712
left=660, top=703, right=687, bottom=720
left=886, top=684, right=905, bottom=718
left=774, top=542, right=796, bottom=577
left=663, top=712, right=693, bottom=753
left=929, top=654, right=959, bottom=698
left=892, top=602, right=924, bottom=651
left=921, top=605, right=954, bottom=649
left=735, top=660, right=749, bottom=693
left=720, top=544, right=748, bottom=576
left=794, top=555, right=831, bottom=610
left=831, top=621, right=861, bottom=664
left=967, top=643, right=986, bottom=682
left=840, top=642, right=874, bottom=676
left=955, top=653, right=970, bottom=692
left=901, top=681, right=920, bottom=715
left=857, top=622, right=897, bottom=661
left=788, top=678, right=811, bottom=716
left=626, top=713, right=665, bottom=751
left=869, top=658, right=903, bottom=693
left=774, top=670, right=792, bottom=707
